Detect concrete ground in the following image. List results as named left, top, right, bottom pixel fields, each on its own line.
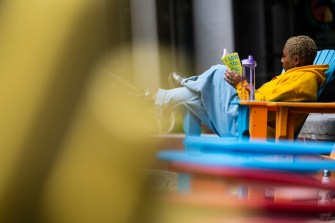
left=298, top=113, right=335, bottom=142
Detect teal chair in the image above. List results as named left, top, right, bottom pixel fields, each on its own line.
left=315, top=49, right=335, bottom=98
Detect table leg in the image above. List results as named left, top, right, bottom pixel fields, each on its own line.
left=276, top=107, right=295, bottom=141
left=249, top=105, right=268, bottom=140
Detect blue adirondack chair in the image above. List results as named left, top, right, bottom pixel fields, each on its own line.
left=183, top=49, right=335, bottom=148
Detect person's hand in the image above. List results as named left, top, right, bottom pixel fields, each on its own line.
left=224, top=70, right=241, bottom=87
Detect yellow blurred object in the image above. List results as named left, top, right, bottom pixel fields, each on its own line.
left=0, top=0, right=159, bottom=222
left=41, top=63, right=159, bottom=223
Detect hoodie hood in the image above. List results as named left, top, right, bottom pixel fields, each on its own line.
left=284, top=64, right=328, bottom=88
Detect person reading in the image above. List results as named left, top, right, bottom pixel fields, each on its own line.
left=152, top=35, right=328, bottom=138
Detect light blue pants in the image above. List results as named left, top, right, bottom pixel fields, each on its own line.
left=155, top=64, right=239, bottom=136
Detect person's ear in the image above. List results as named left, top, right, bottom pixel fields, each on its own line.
left=294, top=55, right=300, bottom=67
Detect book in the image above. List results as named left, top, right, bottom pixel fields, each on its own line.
left=221, top=49, right=242, bottom=75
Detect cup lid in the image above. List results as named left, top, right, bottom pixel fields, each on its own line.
left=242, top=55, right=257, bottom=66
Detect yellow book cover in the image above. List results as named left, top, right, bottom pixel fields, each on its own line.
left=221, top=49, right=242, bottom=75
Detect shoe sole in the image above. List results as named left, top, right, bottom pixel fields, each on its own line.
left=168, top=72, right=183, bottom=88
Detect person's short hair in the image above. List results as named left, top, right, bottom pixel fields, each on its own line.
left=284, top=35, right=317, bottom=65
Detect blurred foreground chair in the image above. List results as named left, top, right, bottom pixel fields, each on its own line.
left=157, top=139, right=335, bottom=219
left=0, top=1, right=158, bottom=223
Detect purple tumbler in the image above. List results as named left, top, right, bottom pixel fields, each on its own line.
left=241, top=55, right=257, bottom=101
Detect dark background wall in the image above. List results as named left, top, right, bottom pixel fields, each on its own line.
left=156, top=0, right=195, bottom=89
left=154, top=0, right=335, bottom=87
left=233, top=0, right=335, bottom=87
left=109, top=0, right=335, bottom=94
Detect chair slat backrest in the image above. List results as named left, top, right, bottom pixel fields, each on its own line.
left=315, top=49, right=335, bottom=98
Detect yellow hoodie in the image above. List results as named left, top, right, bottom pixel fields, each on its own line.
left=235, top=64, right=328, bottom=138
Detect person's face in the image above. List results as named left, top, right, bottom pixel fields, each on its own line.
left=281, top=46, right=299, bottom=71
